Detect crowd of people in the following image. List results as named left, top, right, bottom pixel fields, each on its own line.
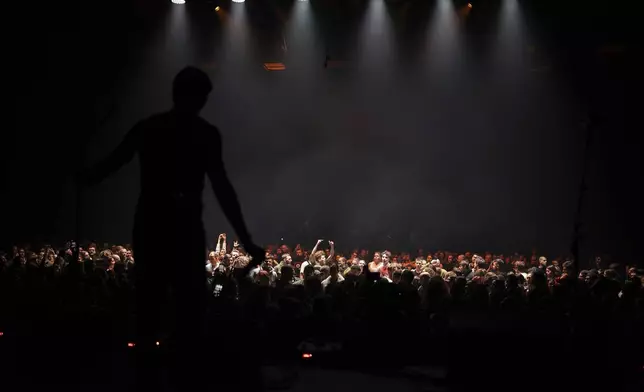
left=1, top=236, right=643, bottom=390
left=205, top=235, right=642, bottom=300
left=2, top=235, right=642, bottom=315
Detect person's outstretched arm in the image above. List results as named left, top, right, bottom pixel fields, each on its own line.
left=206, top=130, right=254, bottom=248
left=215, top=235, right=222, bottom=253
left=79, top=124, right=141, bottom=186
left=325, top=241, right=335, bottom=264
left=309, top=239, right=323, bottom=264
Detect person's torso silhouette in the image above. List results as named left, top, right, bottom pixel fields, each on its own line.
left=137, top=112, right=218, bottom=218
left=131, top=109, right=221, bottom=268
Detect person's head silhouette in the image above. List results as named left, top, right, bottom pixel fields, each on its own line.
left=172, top=66, right=212, bottom=115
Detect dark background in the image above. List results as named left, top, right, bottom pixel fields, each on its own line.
left=2, top=0, right=641, bottom=265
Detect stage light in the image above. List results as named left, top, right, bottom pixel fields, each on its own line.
left=232, top=0, right=245, bottom=2
left=127, top=342, right=136, bottom=348
left=215, top=6, right=220, bottom=11
left=171, top=0, right=185, bottom=4
left=156, top=341, right=160, bottom=346
left=0, top=332, right=4, bottom=337
left=302, top=353, right=313, bottom=359
left=468, top=3, right=472, bottom=8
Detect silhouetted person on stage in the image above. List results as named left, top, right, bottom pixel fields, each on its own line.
left=79, top=66, right=264, bottom=391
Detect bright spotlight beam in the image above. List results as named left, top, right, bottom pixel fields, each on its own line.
left=356, top=0, right=395, bottom=73
left=171, top=0, right=185, bottom=4
left=425, top=0, right=463, bottom=72
left=492, top=0, right=528, bottom=71
left=218, top=0, right=252, bottom=72
left=280, top=0, right=319, bottom=70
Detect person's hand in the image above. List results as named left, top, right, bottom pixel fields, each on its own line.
left=317, top=239, right=323, bottom=244
left=328, top=241, right=334, bottom=246
left=222, top=233, right=227, bottom=239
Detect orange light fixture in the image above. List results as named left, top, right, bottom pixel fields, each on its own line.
left=264, top=63, right=286, bottom=71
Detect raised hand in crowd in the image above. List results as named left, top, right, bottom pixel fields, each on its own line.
left=326, top=241, right=335, bottom=264
left=309, top=239, right=324, bottom=263
left=216, top=233, right=227, bottom=253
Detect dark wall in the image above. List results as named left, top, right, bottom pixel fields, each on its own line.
left=2, top=0, right=641, bottom=265
left=2, top=0, right=166, bottom=245
left=532, top=0, right=643, bottom=264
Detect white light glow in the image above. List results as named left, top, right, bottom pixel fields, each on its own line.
left=425, top=0, right=463, bottom=72
left=280, top=0, right=318, bottom=71
left=171, top=0, right=185, bottom=4
left=357, top=0, right=395, bottom=72
left=493, top=0, right=527, bottom=70
left=218, top=0, right=251, bottom=72
left=232, top=0, right=245, bottom=3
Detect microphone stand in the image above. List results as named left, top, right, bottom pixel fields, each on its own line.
left=571, top=115, right=594, bottom=273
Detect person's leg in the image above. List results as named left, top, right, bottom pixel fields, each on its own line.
left=168, top=230, right=208, bottom=390
left=133, top=230, right=167, bottom=391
